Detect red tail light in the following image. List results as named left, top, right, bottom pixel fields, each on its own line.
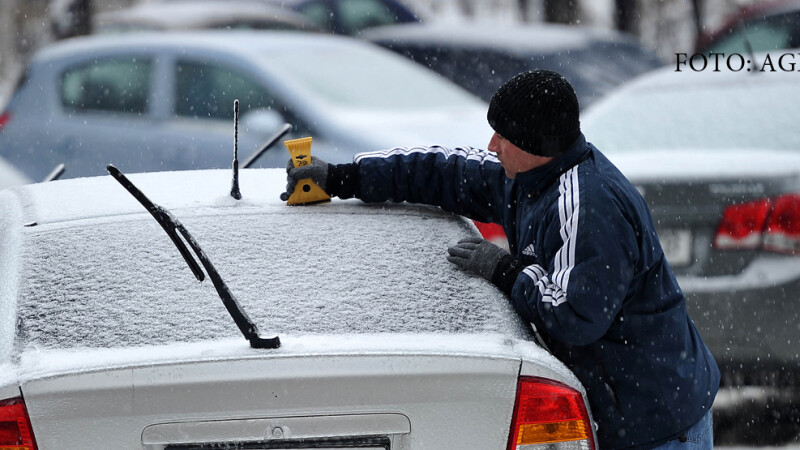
left=714, top=198, right=771, bottom=250
left=0, top=397, right=37, bottom=450
left=474, top=221, right=508, bottom=249
left=0, top=112, right=10, bottom=132
left=714, top=194, right=800, bottom=254
left=507, top=377, right=595, bottom=450
left=764, top=194, right=800, bottom=254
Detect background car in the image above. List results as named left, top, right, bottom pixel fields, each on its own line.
left=93, top=0, right=322, bottom=33
left=582, top=60, right=800, bottom=445
left=0, top=167, right=596, bottom=448
left=695, top=0, right=800, bottom=54
left=263, top=0, right=423, bottom=35
left=362, top=22, right=664, bottom=110
left=0, top=30, right=491, bottom=181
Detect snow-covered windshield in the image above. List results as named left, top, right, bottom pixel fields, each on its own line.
left=15, top=205, right=529, bottom=350
left=583, top=74, right=800, bottom=153
left=268, top=46, right=484, bottom=109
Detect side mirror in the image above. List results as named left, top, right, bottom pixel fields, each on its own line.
left=241, top=108, right=286, bottom=135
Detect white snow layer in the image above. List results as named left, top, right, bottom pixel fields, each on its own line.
left=5, top=169, right=531, bottom=354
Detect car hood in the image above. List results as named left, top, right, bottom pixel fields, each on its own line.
left=331, top=107, right=493, bottom=151
left=604, top=148, right=800, bottom=181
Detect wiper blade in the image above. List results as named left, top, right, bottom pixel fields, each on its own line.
left=243, top=123, right=292, bottom=169
left=42, top=163, right=66, bottom=182
left=106, top=164, right=280, bottom=349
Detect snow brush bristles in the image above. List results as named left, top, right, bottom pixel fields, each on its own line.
left=284, top=136, right=331, bottom=206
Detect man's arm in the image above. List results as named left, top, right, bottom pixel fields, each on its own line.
left=284, top=146, right=509, bottom=225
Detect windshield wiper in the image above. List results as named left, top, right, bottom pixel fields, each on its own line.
left=242, top=123, right=292, bottom=169
left=106, top=164, right=280, bottom=349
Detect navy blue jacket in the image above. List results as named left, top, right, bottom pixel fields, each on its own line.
left=338, top=135, right=720, bottom=449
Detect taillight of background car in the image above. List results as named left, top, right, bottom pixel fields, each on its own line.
left=475, top=221, right=509, bottom=250
left=714, top=194, right=800, bottom=254
left=0, top=112, right=10, bottom=133
left=507, top=377, right=595, bottom=450
left=0, top=397, right=37, bottom=449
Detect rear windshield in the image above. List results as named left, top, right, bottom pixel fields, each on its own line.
left=16, top=206, right=530, bottom=350
left=583, top=76, right=800, bottom=153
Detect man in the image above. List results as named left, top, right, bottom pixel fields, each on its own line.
left=281, top=70, right=720, bottom=450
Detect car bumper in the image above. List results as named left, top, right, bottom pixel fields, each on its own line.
left=679, top=261, right=800, bottom=387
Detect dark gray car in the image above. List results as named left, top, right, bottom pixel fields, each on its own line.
left=362, top=22, right=663, bottom=110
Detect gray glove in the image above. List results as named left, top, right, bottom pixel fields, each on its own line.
left=447, top=237, right=509, bottom=281
left=279, top=156, right=329, bottom=201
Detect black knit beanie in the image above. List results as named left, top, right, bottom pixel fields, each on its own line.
left=487, top=70, right=581, bottom=157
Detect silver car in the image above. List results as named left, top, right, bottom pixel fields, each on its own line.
left=0, top=30, right=490, bottom=181
left=582, top=60, right=800, bottom=444
left=0, top=167, right=595, bottom=449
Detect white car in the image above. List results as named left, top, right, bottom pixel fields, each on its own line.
left=0, top=30, right=490, bottom=181
left=0, top=167, right=594, bottom=449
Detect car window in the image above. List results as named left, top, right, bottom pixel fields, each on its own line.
left=175, top=61, right=278, bottom=120
left=337, top=0, right=398, bottom=34
left=705, top=12, right=800, bottom=54
left=60, top=57, right=152, bottom=114
left=15, top=206, right=530, bottom=350
left=583, top=76, right=800, bottom=153
left=269, top=45, right=483, bottom=109
left=298, top=2, right=334, bottom=32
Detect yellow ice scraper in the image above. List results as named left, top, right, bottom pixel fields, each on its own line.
left=284, top=136, right=331, bottom=206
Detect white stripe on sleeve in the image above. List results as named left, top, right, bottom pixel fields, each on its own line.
left=354, top=146, right=499, bottom=164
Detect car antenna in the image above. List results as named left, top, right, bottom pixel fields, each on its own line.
left=230, top=99, right=242, bottom=200
left=106, top=164, right=281, bottom=349
left=242, top=123, right=292, bottom=169
left=41, top=163, right=65, bottom=182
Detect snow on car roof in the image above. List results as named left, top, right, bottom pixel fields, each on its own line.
left=0, top=169, right=531, bottom=358
left=95, top=0, right=310, bottom=30
left=31, top=29, right=374, bottom=64
left=361, top=22, right=636, bottom=53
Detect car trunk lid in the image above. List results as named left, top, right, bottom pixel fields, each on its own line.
left=15, top=334, right=577, bottom=449
left=609, top=148, right=800, bottom=275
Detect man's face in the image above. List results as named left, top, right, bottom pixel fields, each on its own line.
left=487, top=132, right=553, bottom=179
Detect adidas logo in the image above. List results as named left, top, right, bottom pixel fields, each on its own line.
left=522, top=244, right=536, bottom=258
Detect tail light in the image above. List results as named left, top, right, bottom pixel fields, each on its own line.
left=0, top=112, right=10, bottom=133
left=713, top=198, right=771, bottom=250
left=0, top=397, right=37, bottom=450
left=474, top=221, right=509, bottom=249
left=714, top=194, right=800, bottom=254
left=763, top=194, right=800, bottom=254
left=507, top=377, right=595, bottom=450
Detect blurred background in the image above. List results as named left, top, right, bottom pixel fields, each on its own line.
left=0, top=0, right=773, bottom=102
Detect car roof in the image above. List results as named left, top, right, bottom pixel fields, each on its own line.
left=361, top=22, right=644, bottom=54
left=1, top=168, right=531, bottom=354
left=3, top=168, right=287, bottom=226
left=94, top=0, right=317, bottom=31
left=30, top=29, right=368, bottom=64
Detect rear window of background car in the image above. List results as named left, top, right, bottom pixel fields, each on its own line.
left=60, top=58, right=152, bottom=114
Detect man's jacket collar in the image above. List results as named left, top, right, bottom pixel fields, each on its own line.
left=515, top=134, right=590, bottom=196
